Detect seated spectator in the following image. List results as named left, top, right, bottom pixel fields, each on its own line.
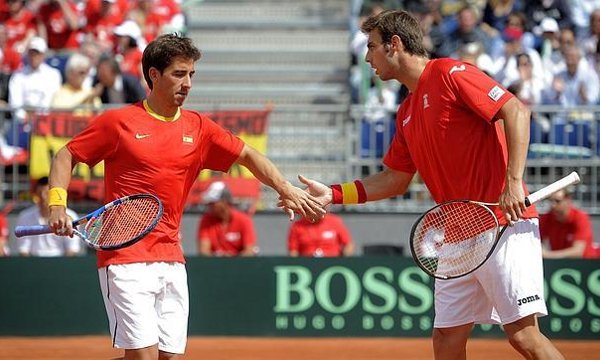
left=0, top=0, right=36, bottom=54
left=113, top=20, right=144, bottom=80
left=83, top=0, right=124, bottom=52
left=128, top=0, right=185, bottom=44
left=8, top=37, right=62, bottom=148
left=287, top=212, right=354, bottom=257
left=508, top=53, right=545, bottom=105
left=15, top=176, right=81, bottom=257
left=0, top=210, right=8, bottom=256
left=94, top=53, right=146, bottom=104
left=197, top=181, right=257, bottom=257
left=540, top=188, right=596, bottom=258
left=543, top=45, right=599, bottom=106
left=0, top=24, right=22, bottom=73
left=51, top=52, right=102, bottom=109
left=582, top=9, right=600, bottom=62
left=35, top=0, right=83, bottom=51
left=436, top=5, right=499, bottom=60
left=495, top=26, right=546, bottom=90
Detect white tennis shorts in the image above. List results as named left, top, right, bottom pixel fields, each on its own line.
left=434, top=218, right=547, bottom=328
left=98, top=262, right=189, bottom=354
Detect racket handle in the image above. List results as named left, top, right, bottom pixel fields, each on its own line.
left=14, top=225, right=53, bottom=237
left=525, top=171, right=581, bottom=206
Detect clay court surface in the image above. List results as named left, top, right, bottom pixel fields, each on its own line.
left=0, top=336, right=597, bottom=359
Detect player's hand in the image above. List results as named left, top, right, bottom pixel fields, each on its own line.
left=297, top=174, right=333, bottom=207
left=498, top=178, right=526, bottom=226
left=48, top=206, right=73, bottom=237
left=277, top=181, right=326, bottom=222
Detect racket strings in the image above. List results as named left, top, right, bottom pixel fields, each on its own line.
left=86, top=198, right=161, bottom=248
left=413, top=202, right=499, bottom=278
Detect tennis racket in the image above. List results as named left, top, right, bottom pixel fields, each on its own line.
left=14, top=193, right=163, bottom=250
left=409, top=172, right=580, bottom=280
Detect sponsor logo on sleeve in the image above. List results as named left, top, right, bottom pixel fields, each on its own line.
left=488, top=86, right=505, bottom=102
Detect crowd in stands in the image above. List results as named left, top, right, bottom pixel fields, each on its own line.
left=352, top=0, right=600, bottom=157
left=0, top=0, right=185, bottom=162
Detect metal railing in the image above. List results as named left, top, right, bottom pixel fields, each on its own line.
left=2, top=104, right=600, bottom=214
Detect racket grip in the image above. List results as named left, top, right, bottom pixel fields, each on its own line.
left=14, top=225, right=53, bottom=237
left=525, top=171, right=581, bottom=206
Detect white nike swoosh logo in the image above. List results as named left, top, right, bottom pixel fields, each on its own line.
left=135, top=133, right=151, bottom=139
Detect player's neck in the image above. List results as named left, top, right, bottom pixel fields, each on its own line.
left=145, top=95, right=179, bottom=118
left=399, top=56, right=429, bottom=92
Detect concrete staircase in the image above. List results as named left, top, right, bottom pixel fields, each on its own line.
left=184, top=0, right=352, bottom=208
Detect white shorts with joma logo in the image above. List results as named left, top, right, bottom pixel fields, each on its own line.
left=434, top=218, right=547, bottom=327
left=98, top=262, right=189, bottom=354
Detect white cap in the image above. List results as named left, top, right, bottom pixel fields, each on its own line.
left=102, top=0, right=116, bottom=3
left=536, top=17, right=559, bottom=35
left=27, top=36, right=48, bottom=53
left=202, top=181, right=232, bottom=204
left=113, top=20, right=142, bottom=40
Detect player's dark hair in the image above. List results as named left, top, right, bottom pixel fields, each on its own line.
left=361, top=9, right=428, bottom=58
left=142, top=33, right=201, bottom=90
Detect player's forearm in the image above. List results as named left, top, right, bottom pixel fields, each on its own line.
left=361, top=168, right=413, bottom=201
left=49, top=146, right=76, bottom=190
left=236, top=144, right=290, bottom=195
left=499, top=98, right=531, bottom=183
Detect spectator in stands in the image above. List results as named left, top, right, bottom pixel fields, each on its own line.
left=113, top=20, right=144, bottom=80
left=436, top=5, right=499, bottom=60
left=287, top=212, right=354, bottom=257
left=128, top=0, right=185, bottom=44
left=495, top=26, right=545, bottom=90
left=51, top=52, right=102, bottom=109
left=540, top=188, right=597, bottom=258
left=35, top=0, right=83, bottom=51
left=197, top=181, right=257, bottom=257
left=83, top=0, right=125, bottom=53
left=508, top=53, right=544, bottom=105
left=569, top=0, right=600, bottom=40
left=8, top=36, right=62, bottom=148
left=94, top=53, right=146, bottom=104
left=524, top=0, right=573, bottom=40
left=0, top=24, right=22, bottom=74
left=536, top=17, right=562, bottom=83
left=0, top=211, right=9, bottom=256
left=16, top=176, right=81, bottom=256
left=543, top=45, right=599, bottom=106
left=581, top=9, right=600, bottom=59
left=480, top=0, right=523, bottom=42
left=0, top=0, right=36, bottom=54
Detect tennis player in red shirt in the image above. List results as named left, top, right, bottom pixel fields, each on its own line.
left=296, top=10, right=564, bottom=360
left=47, top=34, right=324, bottom=360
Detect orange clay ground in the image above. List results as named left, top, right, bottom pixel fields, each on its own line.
left=0, top=336, right=598, bottom=359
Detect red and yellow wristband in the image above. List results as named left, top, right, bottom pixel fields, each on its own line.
left=330, top=180, right=367, bottom=205
left=48, top=187, right=67, bottom=207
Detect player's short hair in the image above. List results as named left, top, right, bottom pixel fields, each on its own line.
left=361, top=9, right=428, bottom=58
left=142, top=33, right=202, bottom=90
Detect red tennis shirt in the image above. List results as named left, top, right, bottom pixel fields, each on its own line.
left=68, top=102, right=244, bottom=267
left=384, top=58, right=537, bottom=222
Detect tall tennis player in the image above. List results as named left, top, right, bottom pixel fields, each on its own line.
left=47, top=34, right=324, bottom=360
left=295, top=10, right=564, bottom=360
